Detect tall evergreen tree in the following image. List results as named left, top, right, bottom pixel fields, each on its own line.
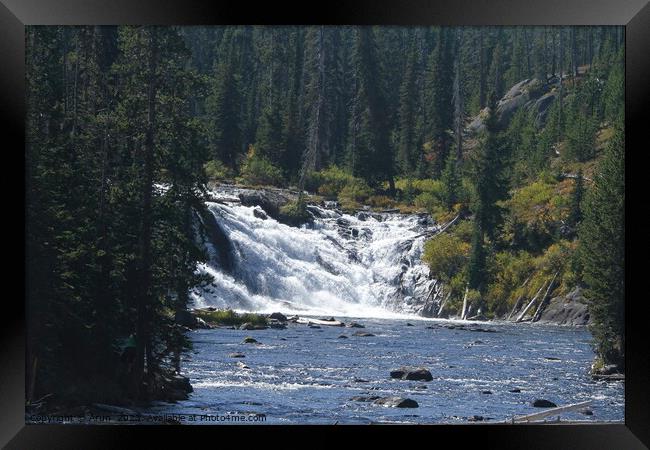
left=578, top=125, right=625, bottom=368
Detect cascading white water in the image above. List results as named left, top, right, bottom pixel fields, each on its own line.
left=191, top=188, right=439, bottom=318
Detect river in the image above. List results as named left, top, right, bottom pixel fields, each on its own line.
left=140, top=188, right=624, bottom=424
left=143, top=317, right=624, bottom=424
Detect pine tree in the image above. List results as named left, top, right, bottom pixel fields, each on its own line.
left=472, top=97, right=509, bottom=241
left=441, top=152, right=461, bottom=210
left=567, top=169, right=584, bottom=230
left=206, top=58, right=242, bottom=168
left=578, top=125, right=625, bottom=369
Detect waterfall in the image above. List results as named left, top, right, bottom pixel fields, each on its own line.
left=191, top=188, right=439, bottom=318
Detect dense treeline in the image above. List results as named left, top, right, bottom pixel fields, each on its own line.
left=26, top=26, right=211, bottom=406
left=25, top=25, right=625, bottom=407
left=186, top=26, right=623, bottom=187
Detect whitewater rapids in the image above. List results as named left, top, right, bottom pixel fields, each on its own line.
left=191, top=188, right=439, bottom=319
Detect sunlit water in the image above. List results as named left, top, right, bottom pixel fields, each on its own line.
left=143, top=318, right=624, bottom=424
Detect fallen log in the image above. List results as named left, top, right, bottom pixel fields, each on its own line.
left=437, top=291, right=452, bottom=318
left=460, top=284, right=469, bottom=320
left=512, top=400, right=592, bottom=423
left=412, top=214, right=460, bottom=240
left=296, top=317, right=345, bottom=327
left=532, top=271, right=559, bottom=322
left=516, top=280, right=548, bottom=323
left=506, top=276, right=531, bottom=321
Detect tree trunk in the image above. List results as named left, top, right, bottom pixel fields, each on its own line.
left=437, top=290, right=452, bottom=318
left=454, top=29, right=463, bottom=163
left=135, top=27, right=158, bottom=397
left=516, top=280, right=548, bottom=322
left=507, top=275, right=531, bottom=321
left=532, top=271, right=559, bottom=322
left=460, top=284, right=469, bottom=320
left=479, top=28, right=486, bottom=108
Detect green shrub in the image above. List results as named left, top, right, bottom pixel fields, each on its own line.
left=367, top=195, right=395, bottom=209
left=204, top=159, right=233, bottom=181
left=308, top=165, right=357, bottom=197
left=338, top=178, right=373, bottom=204
left=501, top=177, right=569, bottom=252
left=422, top=233, right=470, bottom=282
left=239, top=145, right=284, bottom=187
left=279, top=198, right=312, bottom=226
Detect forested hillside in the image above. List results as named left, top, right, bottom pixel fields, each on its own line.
left=25, top=25, right=625, bottom=409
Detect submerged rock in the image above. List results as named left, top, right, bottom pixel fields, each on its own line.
left=390, top=367, right=433, bottom=382
left=373, top=397, right=419, bottom=408
left=242, top=337, right=259, bottom=344
left=229, top=352, right=246, bottom=358
left=347, top=322, right=365, bottom=328
left=351, top=396, right=381, bottom=402
left=532, top=399, right=557, bottom=408
left=239, top=322, right=268, bottom=330
left=353, top=332, right=375, bottom=337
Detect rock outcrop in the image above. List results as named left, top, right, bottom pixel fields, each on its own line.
left=468, top=78, right=560, bottom=134
left=536, top=287, right=591, bottom=326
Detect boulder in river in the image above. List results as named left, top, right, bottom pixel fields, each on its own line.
left=269, top=312, right=288, bottom=322
left=267, top=319, right=287, bottom=329
left=347, top=322, right=365, bottom=328
left=253, top=207, right=268, bottom=220
left=242, top=337, right=259, bottom=344
left=373, top=397, right=419, bottom=408
left=239, top=322, right=268, bottom=330
left=229, top=352, right=246, bottom=358
left=390, top=367, right=433, bottom=382
left=532, top=399, right=557, bottom=408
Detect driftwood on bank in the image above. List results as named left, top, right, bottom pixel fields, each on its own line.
left=515, top=280, right=548, bottom=322
left=460, top=285, right=470, bottom=320
left=532, top=271, right=559, bottom=322
left=413, top=214, right=460, bottom=240
left=437, top=291, right=452, bottom=318
left=511, top=400, right=592, bottom=423
left=506, top=275, right=531, bottom=321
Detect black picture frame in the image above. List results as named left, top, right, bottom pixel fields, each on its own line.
left=2, top=0, right=647, bottom=447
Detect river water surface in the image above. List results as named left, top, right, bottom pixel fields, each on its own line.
left=143, top=317, right=624, bottom=424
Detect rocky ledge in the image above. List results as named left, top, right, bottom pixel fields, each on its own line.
left=535, top=287, right=591, bottom=327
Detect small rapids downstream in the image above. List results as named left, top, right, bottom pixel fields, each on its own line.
left=192, top=186, right=439, bottom=318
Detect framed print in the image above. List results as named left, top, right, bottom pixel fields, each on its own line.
left=2, top=0, right=647, bottom=448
